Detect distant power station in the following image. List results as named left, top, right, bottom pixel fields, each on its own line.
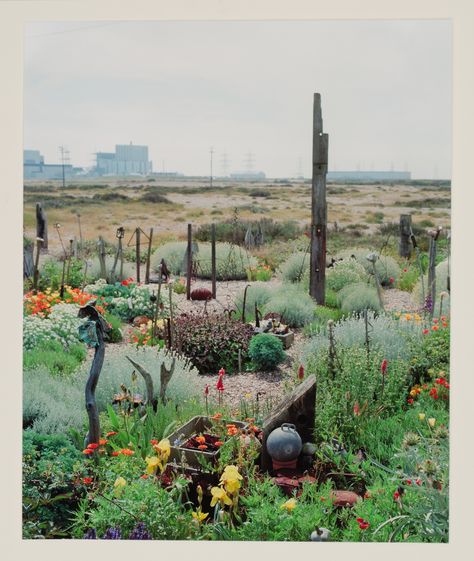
left=95, top=143, right=152, bottom=176
left=23, top=149, right=77, bottom=180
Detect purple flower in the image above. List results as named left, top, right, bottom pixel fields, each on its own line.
left=129, top=522, right=152, bottom=540
left=423, top=293, right=433, bottom=314
left=103, top=527, right=122, bottom=539
left=83, top=528, right=97, bottom=539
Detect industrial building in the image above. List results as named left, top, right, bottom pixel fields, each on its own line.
left=23, top=149, right=75, bottom=180
left=95, top=143, right=152, bottom=176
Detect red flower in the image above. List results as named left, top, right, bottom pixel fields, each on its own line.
left=216, top=372, right=225, bottom=392
left=204, top=384, right=209, bottom=396
left=433, top=318, right=439, bottom=324
left=389, top=277, right=395, bottom=284
left=120, top=448, right=134, bottom=456
left=415, top=479, right=422, bottom=486
left=99, top=439, right=108, bottom=446
left=297, top=364, right=305, bottom=381
left=357, top=518, right=370, bottom=530
left=111, top=451, right=120, bottom=456
left=403, top=268, right=408, bottom=273
left=140, top=474, right=149, bottom=479
left=197, top=444, right=208, bottom=450
left=83, top=477, right=93, bottom=485
left=83, top=449, right=94, bottom=455
left=422, top=329, right=429, bottom=335
left=87, top=442, right=99, bottom=450
left=218, top=368, right=225, bottom=377
left=215, top=441, right=224, bottom=447
left=393, top=491, right=400, bottom=500
left=381, top=359, right=388, bottom=375
left=407, top=398, right=414, bottom=405
left=106, top=431, right=117, bottom=437
left=150, top=439, right=158, bottom=445
left=353, top=401, right=360, bottom=416
left=432, top=325, right=439, bottom=331
left=406, top=479, right=412, bottom=485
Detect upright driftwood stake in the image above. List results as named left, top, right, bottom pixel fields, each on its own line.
left=399, top=214, right=412, bottom=258
left=135, top=227, right=141, bottom=283
left=66, top=239, right=73, bottom=285
left=77, top=213, right=83, bottom=253
left=309, top=93, right=329, bottom=304
left=78, top=304, right=110, bottom=451
left=32, top=238, right=43, bottom=291
left=211, top=223, right=217, bottom=299
left=145, top=228, right=153, bottom=284
left=186, top=223, right=192, bottom=300
left=36, top=203, right=48, bottom=252
left=98, top=237, right=107, bottom=280
left=427, top=228, right=441, bottom=318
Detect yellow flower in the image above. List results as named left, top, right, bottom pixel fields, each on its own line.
left=281, top=498, right=297, bottom=512
left=418, top=413, right=426, bottom=421
left=192, top=510, right=209, bottom=523
left=210, top=486, right=233, bottom=507
left=410, top=389, right=418, bottom=397
left=245, top=393, right=252, bottom=399
left=428, top=418, right=436, bottom=428
left=145, top=455, right=162, bottom=475
left=113, top=476, right=127, bottom=496
left=405, top=314, right=412, bottom=321
left=224, top=478, right=241, bottom=495
left=154, top=438, right=171, bottom=463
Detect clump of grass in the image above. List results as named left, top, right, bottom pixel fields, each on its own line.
left=139, top=192, right=172, bottom=204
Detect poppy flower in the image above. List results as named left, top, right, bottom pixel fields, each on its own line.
left=111, top=451, right=120, bottom=457
left=83, top=477, right=93, bottom=485
left=106, top=431, right=118, bottom=437
left=393, top=491, right=400, bottom=500
left=87, top=443, right=99, bottom=450
left=198, top=444, right=208, bottom=450
left=99, top=439, right=108, bottom=446
left=422, top=329, right=429, bottom=335
left=83, top=449, right=94, bottom=455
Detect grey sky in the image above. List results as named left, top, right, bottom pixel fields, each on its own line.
left=24, top=19, right=452, bottom=179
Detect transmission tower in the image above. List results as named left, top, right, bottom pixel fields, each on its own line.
left=220, top=152, right=230, bottom=177
left=244, top=151, right=255, bottom=173
left=59, top=145, right=70, bottom=188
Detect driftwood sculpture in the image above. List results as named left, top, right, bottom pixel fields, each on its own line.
left=36, top=202, right=48, bottom=252
left=78, top=302, right=111, bottom=448
left=125, top=355, right=176, bottom=409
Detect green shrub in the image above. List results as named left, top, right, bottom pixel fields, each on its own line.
left=325, top=288, right=338, bottom=308
left=173, top=312, right=254, bottom=374
left=23, top=340, right=87, bottom=376
left=336, top=249, right=401, bottom=286
left=103, top=311, right=123, bottom=343
left=248, top=334, right=286, bottom=371
left=302, top=306, right=344, bottom=336
left=234, top=282, right=274, bottom=320
left=23, top=431, right=86, bottom=538
left=151, top=241, right=188, bottom=275
left=412, top=259, right=450, bottom=314
left=397, top=261, right=421, bottom=292
left=278, top=252, right=309, bottom=283
left=139, top=192, right=172, bottom=204
left=264, top=285, right=316, bottom=327
left=38, top=256, right=86, bottom=290
left=326, top=260, right=368, bottom=292
left=87, top=255, right=135, bottom=283
left=337, top=282, right=382, bottom=314
left=408, top=323, right=450, bottom=384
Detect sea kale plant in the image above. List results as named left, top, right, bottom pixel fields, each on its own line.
left=173, top=312, right=254, bottom=374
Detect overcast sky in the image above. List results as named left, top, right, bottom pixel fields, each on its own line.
left=24, top=19, right=452, bottom=179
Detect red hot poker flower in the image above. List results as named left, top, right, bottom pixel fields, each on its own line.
left=297, top=364, right=305, bottom=381
left=353, top=401, right=360, bottom=417
left=381, top=359, right=388, bottom=375
left=216, top=373, right=225, bottom=392
left=204, top=384, right=209, bottom=396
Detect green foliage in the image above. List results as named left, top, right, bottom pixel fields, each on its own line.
left=397, top=261, right=421, bottom=292
left=151, top=241, right=256, bottom=281
left=408, top=325, right=450, bottom=384
left=278, top=252, right=309, bottom=283
left=23, top=339, right=87, bottom=376
left=234, top=282, right=274, bottom=321
left=302, top=306, right=343, bottom=337
left=306, top=345, right=412, bottom=444
left=326, top=259, right=368, bottom=292
left=303, top=311, right=422, bottom=363
left=38, top=256, right=86, bottom=290
left=337, top=282, right=382, bottom=314
left=264, top=285, right=316, bottom=328
left=336, top=249, right=402, bottom=286
left=87, top=255, right=135, bottom=283
left=412, top=259, right=450, bottom=313
left=173, top=312, right=254, bottom=374
left=23, top=431, right=86, bottom=538
left=248, top=334, right=286, bottom=371
left=72, top=476, right=195, bottom=540
left=103, top=311, right=123, bottom=343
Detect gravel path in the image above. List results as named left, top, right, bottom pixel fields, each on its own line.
left=382, top=288, right=418, bottom=312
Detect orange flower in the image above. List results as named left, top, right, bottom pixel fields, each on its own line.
left=196, top=436, right=206, bottom=444
left=99, top=439, right=108, bottom=446
left=198, top=444, right=208, bottom=450
left=83, top=477, right=93, bottom=485
left=83, top=449, right=94, bottom=455
left=106, top=431, right=117, bottom=437
left=120, top=448, right=134, bottom=456
left=111, top=451, right=120, bottom=456
left=227, top=427, right=238, bottom=436
left=211, top=413, right=223, bottom=420
left=215, top=441, right=224, bottom=447
left=87, top=443, right=99, bottom=450
left=432, top=325, right=439, bottom=331
left=140, top=474, right=149, bottom=479
left=150, top=439, right=159, bottom=445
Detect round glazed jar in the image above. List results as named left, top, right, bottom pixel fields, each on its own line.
left=266, top=423, right=302, bottom=462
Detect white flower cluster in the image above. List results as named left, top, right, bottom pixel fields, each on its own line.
left=83, top=278, right=108, bottom=295
left=23, top=303, right=86, bottom=351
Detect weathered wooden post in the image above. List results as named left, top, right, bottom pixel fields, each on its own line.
left=98, top=237, right=107, bottom=280
left=111, top=226, right=124, bottom=283
left=399, top=214, right=412, bottom=259
left=36, top=203, right=48, bottom=253
left=66, top=239, right=73, bottom=285
left=78, top=303, right=110, bottom=450
left=309, top=93, right=329, bottom=304
left=145, top=227, right=153, bottom=284
left=186, top=223, right=192, bottom=300
left=135, top=227, right=141, bottom=283
left=427, top=227, right=441, bottom=318
left=77, top=212, right=83, bottom=254
left=32, top=237, right=43, bottom=291
left=211, top=223, right=217, bottom=299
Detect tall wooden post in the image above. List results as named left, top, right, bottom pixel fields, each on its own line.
left=309, top=93, right=329, bottom=304
left=135, top=227, right=141, bottom=283
left=98, top=237, right=106, bottom=280
left=211, top=223, right=217, bottom=299
left=36, top=203, right=48, bottom=253
left=145, top=228, right=153, bottom=284
left=427, top=229, right=440, bottom=318
left=186, top=223, right=192, bottom=300
left=399, top=214, right=412, bottom=258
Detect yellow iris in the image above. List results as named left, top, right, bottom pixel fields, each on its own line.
left=210, top=486, right=233, bottom=507
left=192, top=511, right=209, bottom=523
left=113, top=476, right=127, bottom=497
left=281, top=498, right=297, bottom=512
left=154, top=438, right=171, bottom=462
left=145, top=455, right=162, bottom=475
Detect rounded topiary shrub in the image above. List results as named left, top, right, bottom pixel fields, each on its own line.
left=335, top=248, right=401, bottom=286
left=248, top=333, right=286, bottom=371
left=337, top=282, right=382, bottom=314
left=412, top=259, right=450, bottom=314
left=234, top=282, right=274, bottom=320
left=264, top=285, right=316, bottom=327
left=278, top=252, right=309, bottom=283
left=326, top=259, right=368, bottom=292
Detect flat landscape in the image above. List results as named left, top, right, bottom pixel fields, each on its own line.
left=23, top=178, right=451, bottom=255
